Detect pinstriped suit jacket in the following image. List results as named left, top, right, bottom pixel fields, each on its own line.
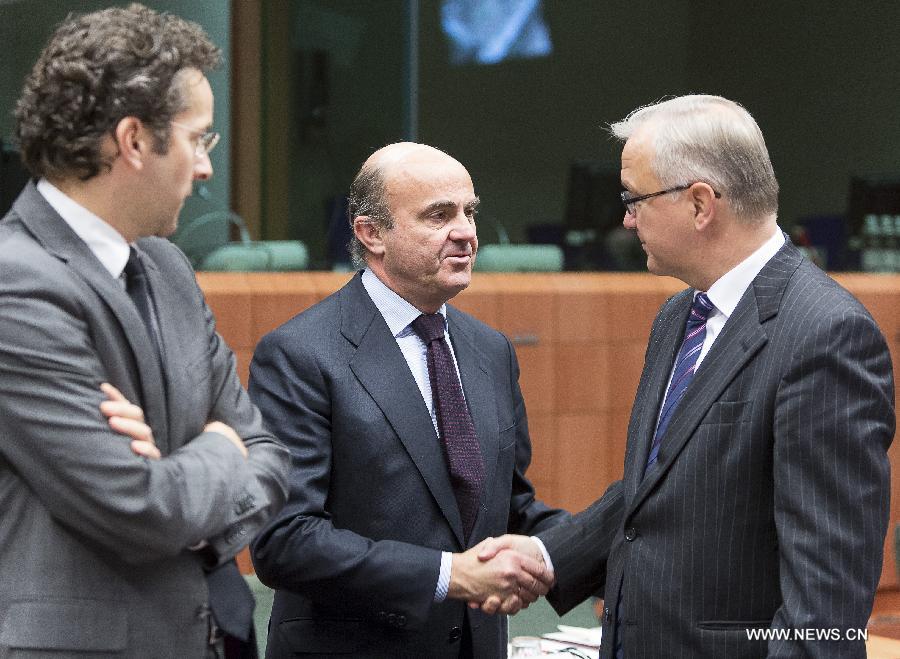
left=540, top=240, right=895, bottom=658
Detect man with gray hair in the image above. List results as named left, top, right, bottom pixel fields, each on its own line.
left=479, top=95, right=894, bottom=657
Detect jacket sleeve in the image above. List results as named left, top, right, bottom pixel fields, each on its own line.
left=768, top=307, right=893, bottom=657
left=504, top=335, right=572, bottom=535
left=185, top=268, right=291, bottom=562
left=0, top=257, right=285, bottom=565
left=248, top=330, right=441, bottom=631
left=538, top=479, right=624, bottom=615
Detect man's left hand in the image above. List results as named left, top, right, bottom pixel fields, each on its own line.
left=100, top=382, right=160, bottom=459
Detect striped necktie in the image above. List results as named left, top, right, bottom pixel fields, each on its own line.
left=644, top=292, right=715, bottom=475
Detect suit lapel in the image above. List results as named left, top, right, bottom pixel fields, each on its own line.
left=13, top=184, right=169, bottom=447
left=342, top=277, right=466, bottom=545
left=630, top=295, right=767, bottom=513
left=624, top=293, right=690, bottom=506
left=447, top=308, right=497, bottom=541
left=628, top=239, right=802, bottom=516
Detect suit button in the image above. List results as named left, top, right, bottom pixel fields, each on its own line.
left=624, top=527, right=637, bottom=541
left=448, top=626, right=462, bottom=642
left=377, top=611, right=387, bottom=622
left=397, top=615, right=407, bottom=627
left=387, top=613, right=397, bottom=626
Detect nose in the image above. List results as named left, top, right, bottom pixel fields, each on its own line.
left=623, top=209, right=636, bottom=230
left=448, top=212, right=477, bottom=242
left=193, top=152, right=213, bottom=181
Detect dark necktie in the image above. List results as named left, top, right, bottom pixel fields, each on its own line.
left=644, top=292, right=715, bottom=475
left=123, top=247, right=163, bottom=361
left=411, top=313, right=484, bottom=540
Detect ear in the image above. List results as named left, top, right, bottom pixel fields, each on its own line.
left=113, top=117, right=150, bottom=170
left=353, top=216, right=385, bottom=257
left=689, top=182, right=717, bottom=232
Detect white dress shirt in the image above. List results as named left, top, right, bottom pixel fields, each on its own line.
left=36, top=178, right=130, bottom=280
left=656, top=228, right=785, bottom=430
left=696, top=227, right=785, bottom=369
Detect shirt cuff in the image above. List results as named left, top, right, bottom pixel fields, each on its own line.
left=531, top=536, right=554, bottom=575
left=434, top=551, right=453, bottom=602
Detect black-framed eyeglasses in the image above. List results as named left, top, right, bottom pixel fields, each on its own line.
left=620, top=183, right=721, bottom=216
left=170, top=121, right=220, bottom=158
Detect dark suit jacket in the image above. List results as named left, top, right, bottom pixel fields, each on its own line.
left=249, top=273, right=568, bottom=658
left=539, top=241, right=895, bottom=658
left=0, top=182, right=290, bottom=657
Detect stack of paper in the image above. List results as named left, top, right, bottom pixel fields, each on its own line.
left=542, top=624, right=603, bottom=648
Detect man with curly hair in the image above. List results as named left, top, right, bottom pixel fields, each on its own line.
left=0, top=5, right=289, bottom=657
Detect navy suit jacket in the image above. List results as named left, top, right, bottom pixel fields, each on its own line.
left=249, top=273, right=568, bottom=658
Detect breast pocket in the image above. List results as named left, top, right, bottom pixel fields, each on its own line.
left=700, top=400, right=749, bottom=425
left=184, top=353, right=211, bottom=386
left=498, top=423, right=517, bottom=451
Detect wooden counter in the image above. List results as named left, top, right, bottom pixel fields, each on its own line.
left=198, top=271, right=899, bottom=586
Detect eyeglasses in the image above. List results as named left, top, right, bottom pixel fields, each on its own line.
left=170, top=121, right=220, bottom=158
left=620, top=183, right=721, bottom=216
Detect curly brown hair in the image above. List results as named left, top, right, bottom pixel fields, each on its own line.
left=14, top=3, right=221, bottom=181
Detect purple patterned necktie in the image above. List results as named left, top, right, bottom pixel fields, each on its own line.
left=412, top=313, right=484, bottom=539
left=644, top=292, right=715, bottom=476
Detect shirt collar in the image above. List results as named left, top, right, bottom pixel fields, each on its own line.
left=36, top=178, right=131, bottom=279
left=705, top=227, right=785, bottom=319
left=361, top=268, right=447, bottom=338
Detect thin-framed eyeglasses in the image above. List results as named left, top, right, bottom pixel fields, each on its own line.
left=620, top=183, right=721, bottom=216
left=170, top=121, right=220, bottom=158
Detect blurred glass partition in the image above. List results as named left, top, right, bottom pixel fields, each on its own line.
left=253, top=0, right=408, bottom=269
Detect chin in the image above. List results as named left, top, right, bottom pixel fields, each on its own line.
left=157, top=221, right=179, bottom=238
left=438, top=274, right=471, bottom=299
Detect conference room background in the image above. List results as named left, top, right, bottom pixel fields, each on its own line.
left=1, top=1, right=898, bottom=270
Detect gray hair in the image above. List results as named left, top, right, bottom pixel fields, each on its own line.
left=610, top=95, right=778, bottom=221
left=347, top=161, right=393, bottom=269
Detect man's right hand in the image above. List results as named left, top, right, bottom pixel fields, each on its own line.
left=476, top=533, right=544, bottom=563
left=447, top=539, right=553, bottom=615
left=204, top=420, right=248, bottom=458
left=472, top=534, right=552, bottom=614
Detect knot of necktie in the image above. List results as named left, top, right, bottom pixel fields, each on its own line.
left=123, top=247, right=145, bottom=287
left=690, top=292, right=715, bottom=324
left=411, top=313, right=445, bottom=344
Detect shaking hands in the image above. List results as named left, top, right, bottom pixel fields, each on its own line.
left=448, top=534, right=554, bottom=615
